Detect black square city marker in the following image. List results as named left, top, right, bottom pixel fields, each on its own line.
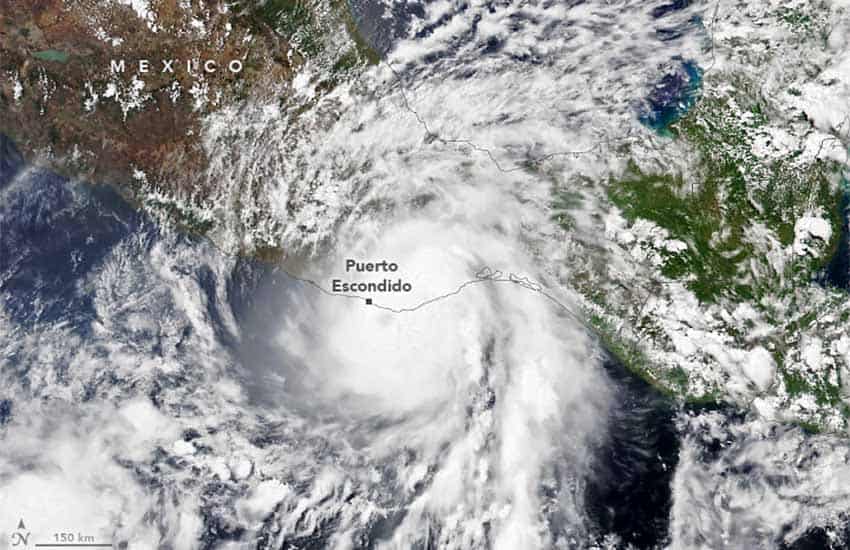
left=365, top=298, right=372, bottom=305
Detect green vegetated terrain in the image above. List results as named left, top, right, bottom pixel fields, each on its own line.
left=609, top=94, right=841, bottom=304
left=561, top=75, right=849, bottom=424
left=248, top=0, right=378, bottom=73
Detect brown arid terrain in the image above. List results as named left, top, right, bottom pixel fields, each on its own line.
left=0, top=0, right=370, bottom=212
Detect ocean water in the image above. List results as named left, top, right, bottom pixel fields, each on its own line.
left=0, top=136, right=682, bottom=548
left=824, top=179, right=850, bottom=290
left=638, top=60, right=703, bottom=133
left=4, top=128, right=845, bottom=547
left=3, top=0, right=850, bottom=546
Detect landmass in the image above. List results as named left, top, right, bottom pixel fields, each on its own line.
left=0, top=0, right=374, bottom=226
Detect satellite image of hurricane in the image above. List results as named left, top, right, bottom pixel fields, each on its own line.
left=2, top=0, right=850, bottom=548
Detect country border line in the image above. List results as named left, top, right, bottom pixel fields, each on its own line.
left=382, top=60, right=628, bottom=173
left=380, top=0, right=725, bottom=173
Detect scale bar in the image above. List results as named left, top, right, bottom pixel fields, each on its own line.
left=35, top=544, right=112, bottom=548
